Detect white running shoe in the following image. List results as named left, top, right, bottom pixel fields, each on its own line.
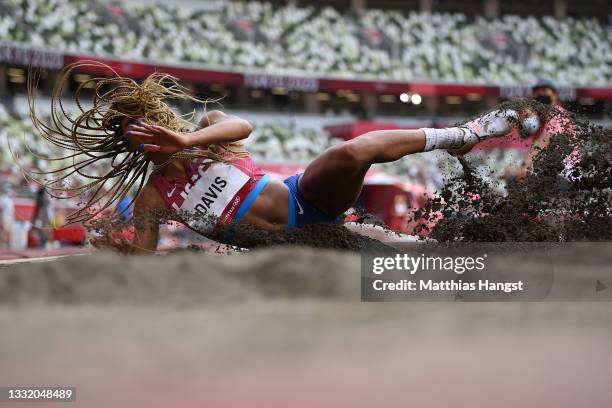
left=520, top=114, right=542, bottom=136
left=459, top=109, right=520, bottom=149
left=422, top=108, right=539, bottom=152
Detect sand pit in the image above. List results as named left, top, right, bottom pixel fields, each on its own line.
left=1, top=247, right=612, bottom=407
left=0, top=247, right=361, bottom=306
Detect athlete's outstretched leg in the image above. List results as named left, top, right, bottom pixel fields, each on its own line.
left=300, top=108, right=527, bottom=216
left=299, top=129, right=427, bottom=216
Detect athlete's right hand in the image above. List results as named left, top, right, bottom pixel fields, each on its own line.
left=126, top=121, right=188, bottom=154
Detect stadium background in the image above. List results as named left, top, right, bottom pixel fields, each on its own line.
left=0, top=0, right=610, bottom=252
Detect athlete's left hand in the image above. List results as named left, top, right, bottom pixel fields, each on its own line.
left=126, top=121, right=188, bottom=154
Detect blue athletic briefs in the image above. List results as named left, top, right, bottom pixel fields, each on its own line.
left=283, top=174, right=341, bottom=228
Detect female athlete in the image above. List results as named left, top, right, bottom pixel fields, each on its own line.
left=26, top=62, right=537, bottom=253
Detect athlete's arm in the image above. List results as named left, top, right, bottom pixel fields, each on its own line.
left=197, top=110, right=230, bottom=128
left=131, top=185, right=163, bottom=254
left=127, top=111, right=252, bottom=153
left=187, top=110, right=252, bottom=146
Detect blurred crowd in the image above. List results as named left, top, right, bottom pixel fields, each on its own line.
left=0, top=0, right=610, bottom=86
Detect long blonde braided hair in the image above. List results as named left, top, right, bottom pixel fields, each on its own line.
left=22, top=60, right=248, bottom=224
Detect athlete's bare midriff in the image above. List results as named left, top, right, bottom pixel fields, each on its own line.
left=240, top=180, right=289, bottom=231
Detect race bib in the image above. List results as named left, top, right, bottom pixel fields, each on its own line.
left=172, top=162, right=250, bottom=231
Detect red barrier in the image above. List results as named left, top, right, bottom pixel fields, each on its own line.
left=13, top=199, right=86, bottom=245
